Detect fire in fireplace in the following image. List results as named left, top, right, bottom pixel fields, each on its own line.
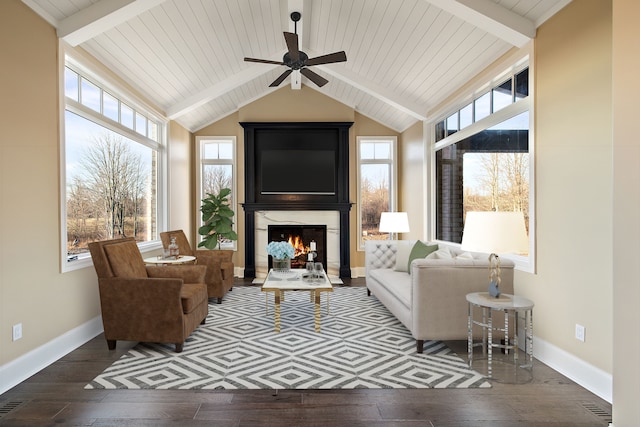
left=268, top=225, right=327, bottom=270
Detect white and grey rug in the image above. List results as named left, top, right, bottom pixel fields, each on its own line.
left=86, top=286, right=490, bottom=389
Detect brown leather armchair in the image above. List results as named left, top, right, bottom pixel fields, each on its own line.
left=88, top=237, right=209, bottom=353
left=160, top=230, right=234, bottom=304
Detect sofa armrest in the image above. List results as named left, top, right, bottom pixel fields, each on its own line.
left=409, top=258, right=515, bottom=340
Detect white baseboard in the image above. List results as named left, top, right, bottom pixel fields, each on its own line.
left=534, top=336, right=612, bottom=403
left=0, top=316, right=103, bottom=395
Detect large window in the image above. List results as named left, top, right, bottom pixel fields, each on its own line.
left=434, top=65, right=533, bottom=270
left=63, top=54, right=165, bottom=270
left=357, top=136, right=397, bottom=248
left=196, top=137, right=237, bottom=250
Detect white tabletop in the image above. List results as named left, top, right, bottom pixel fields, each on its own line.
left=466, top=292, right=534, bottom=310
left=262, top=269, right=333, bottom=291
left=143, top=255, right=196, bottom=265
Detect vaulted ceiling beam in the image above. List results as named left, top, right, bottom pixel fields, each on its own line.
left=425, top=0, right=535, bottom=47
left=166, top=63, right=279, bottom=119
left=57, top=0, right=168, bottom=46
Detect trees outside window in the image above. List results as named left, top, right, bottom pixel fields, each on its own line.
left=63, top=57, right=164, bottom=269
left=196, top=137, right=236, bottom=249
left=358, top=137, right=396, bottom=248
left=434, top=64, right=533, bottom=268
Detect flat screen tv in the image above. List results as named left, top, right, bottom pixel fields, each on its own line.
left=260, top=149, right=336, bottom=195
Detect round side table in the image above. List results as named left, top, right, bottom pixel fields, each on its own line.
left=143, top=255, right=196, bottom=265
left=466, top=292, right=534, bottom=380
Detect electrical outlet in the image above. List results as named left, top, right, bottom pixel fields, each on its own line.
left=12, top=323, right=22, bottom=341
left=575, top=324, right=585, bottom=342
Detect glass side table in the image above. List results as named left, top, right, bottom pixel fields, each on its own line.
left=466, top=292, right=534, bottom=382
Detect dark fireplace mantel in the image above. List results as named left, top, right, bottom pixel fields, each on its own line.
left=241, top=122, right=353, bottom=278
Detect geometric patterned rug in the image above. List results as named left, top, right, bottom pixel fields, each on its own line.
left=85, top=286, right=490, bottom=390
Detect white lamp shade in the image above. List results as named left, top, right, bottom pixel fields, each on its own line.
left=379, top=212, right=410, bottom=233
left=461, top=211, right=528, bottom=254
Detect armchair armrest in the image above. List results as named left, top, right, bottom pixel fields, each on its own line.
left=146, top=264, right=207, bottom=283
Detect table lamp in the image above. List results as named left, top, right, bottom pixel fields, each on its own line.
left=461, top=211, right=528, bottom=298
left=379, top=212, right=410, bottom=240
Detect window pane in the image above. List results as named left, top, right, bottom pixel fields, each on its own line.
left=80, top=78, right=101, bottom=113
left=474, top=92, right=491, bottom=121
left=436, top=111, right=529, bottom=253
left=515, top=68, right=529, bottom=99
left=65, top=110, right=157, bottom=256
left=218, top=142, right=233, bottom=159
left=135, top=112, right=147, bottom=136
left=360, top=142, right=375, bottom=160
left=121, top=103, right=134, bottom=129
left=103, top=92, right=118, bottom=122
left=374, top=142, right=391, bottom=159
left=446, top=112, right=458, bottom=136
left=492, top=79, right=513, bottom=112
left=148, top=121, right=158, bottom=142
left=459, top=103, right=473, bottom=129
left=202, top=164, right=232, bottom=194
left=360, top=163, right=390, bottom=241
left=435, top=121, right=445, bottom=142
left=65, top=68, right=79, bottom=101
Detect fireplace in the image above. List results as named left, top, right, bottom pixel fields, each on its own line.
left=241, top=122, right=354, bottom=278
left=268, top=225, right=327, bottom=270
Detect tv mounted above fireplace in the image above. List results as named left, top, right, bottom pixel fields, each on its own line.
left=260, top=148, right=336, bottom=195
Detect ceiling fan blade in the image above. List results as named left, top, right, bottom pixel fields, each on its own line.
left=269, top=69, right=293, bottom=87
left=300, top=68, right=329, bottom=87
left=306, top=51, right=347, bottom=66
left=244, top=57, right=284, bottom=65
left=283, top=32, right=299, bottom=62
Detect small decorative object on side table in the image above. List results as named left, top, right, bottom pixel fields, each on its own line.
left=466, top=291, right=534, bottom=383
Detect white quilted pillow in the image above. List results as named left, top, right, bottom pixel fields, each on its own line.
left=394, top=241, right=413, bottom=272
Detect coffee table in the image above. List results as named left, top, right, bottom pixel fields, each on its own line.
left=261, top=269, right=333, bottom=333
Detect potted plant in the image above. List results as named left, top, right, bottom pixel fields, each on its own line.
left=198, top=188, right=238, bottom=250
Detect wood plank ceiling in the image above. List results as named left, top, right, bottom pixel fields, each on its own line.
left=23, top=0, right=571, bottom=133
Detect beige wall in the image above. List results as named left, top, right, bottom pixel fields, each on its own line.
left=516, top=0, right=613, bottom=373
left=399, top=121, right=426, bottom=240
left=195, top=87, right=400, bottom=272
left=612, top=0, right=640, bottom=424
left=167, top=121, right=193, bottom=234
left=0, top=0, right=103, bottom=365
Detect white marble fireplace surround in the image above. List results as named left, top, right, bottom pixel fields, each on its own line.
left=255, top=210, right=340, bottom=278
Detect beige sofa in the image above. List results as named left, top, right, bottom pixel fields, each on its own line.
left=364, top=240, right=514, bottom=353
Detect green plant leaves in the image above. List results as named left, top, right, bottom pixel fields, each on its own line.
left=198, top=188, right=237, bottom=249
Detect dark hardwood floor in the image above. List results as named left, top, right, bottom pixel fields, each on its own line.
left=0, top=279, right=612, bottom=426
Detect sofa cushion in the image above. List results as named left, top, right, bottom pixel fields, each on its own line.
left=394, top=241, right=413, bottom=272
left=426, top=247, right=453, bottom=259
left=408, top=241, right=438, bottom=271
left=104, top=242, right=147, bottom=278
left=370, top=268, right=412, bottom=309
left=180, top=283, right=208, bottom=314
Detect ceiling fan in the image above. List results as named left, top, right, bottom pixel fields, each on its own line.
left=244, top=12, right=347, bottom=88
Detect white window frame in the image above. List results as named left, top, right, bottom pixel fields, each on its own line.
left=430, top=54, right=535, bottom=273
left=357, top=136, right=398, bottom=250
left=195, top=136, right=238, bottom=251
left=60, top=46, right=168, bottom=272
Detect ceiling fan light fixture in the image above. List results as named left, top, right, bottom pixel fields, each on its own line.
left=243, top=12, right=346, bottom=88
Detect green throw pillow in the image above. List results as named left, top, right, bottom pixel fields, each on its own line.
left=407, top=241, right=438, bottom=272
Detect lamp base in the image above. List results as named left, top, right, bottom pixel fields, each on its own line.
left=489, top=280, right=500, bottom=298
